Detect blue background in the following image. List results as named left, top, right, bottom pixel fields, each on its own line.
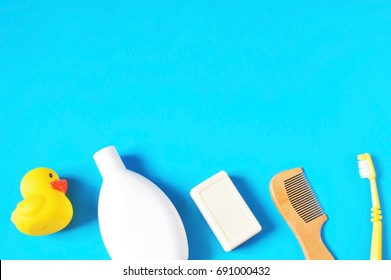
left=1, top=0, right=390, bottom=260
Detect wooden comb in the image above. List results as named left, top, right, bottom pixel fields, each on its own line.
left=269, top=167, right=334, bottom=260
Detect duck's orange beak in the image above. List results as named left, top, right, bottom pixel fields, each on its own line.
left=50, top=179, right=68, bottom=194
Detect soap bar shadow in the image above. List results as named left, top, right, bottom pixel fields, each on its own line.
left=122, top=154, right=212, bottom=260
left=230, top=176, right=275, bottom=251
left=62, top=176, right=98, bottom=230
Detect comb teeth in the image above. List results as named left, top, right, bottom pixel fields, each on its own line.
left=284, top=172, right=324, bottom=223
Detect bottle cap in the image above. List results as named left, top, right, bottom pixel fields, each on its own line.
left=93, top=146, right=126, bottom=180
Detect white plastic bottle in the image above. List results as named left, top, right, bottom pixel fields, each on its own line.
left=93, top=146, right=189, bottom=260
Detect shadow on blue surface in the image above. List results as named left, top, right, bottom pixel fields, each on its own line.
left=372, top=155, right=388, bottom=260
left=63, top=176, right=98, bottom=230
left=230, top=176, right=275, bottom=252
left=122, top=154, right=212, bottom=260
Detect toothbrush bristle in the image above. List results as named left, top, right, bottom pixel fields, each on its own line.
left=358, top=160, right=373, bottom=178
left=283, top=172, right=324, bottom=223
left=357, top=153, right=375, bottom=179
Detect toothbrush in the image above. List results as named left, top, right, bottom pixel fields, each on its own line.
left=357, top=153, right=382, bottom=260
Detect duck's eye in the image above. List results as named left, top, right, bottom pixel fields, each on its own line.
left=49, top=173, right=53, bottom=178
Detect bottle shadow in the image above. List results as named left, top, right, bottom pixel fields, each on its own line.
left=121, top=154, right=212, bottom=260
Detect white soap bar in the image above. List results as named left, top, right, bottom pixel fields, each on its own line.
left=190, top=171, right=262, bottom=252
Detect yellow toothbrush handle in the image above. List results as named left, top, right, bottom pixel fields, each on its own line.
left=370, top=207, right=382, bottom=260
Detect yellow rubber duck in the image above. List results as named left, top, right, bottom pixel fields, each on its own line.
left=11, top=167, right=73, bottom=236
